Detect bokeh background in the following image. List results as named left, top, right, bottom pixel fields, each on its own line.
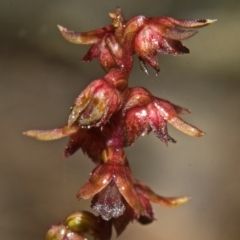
left=1, top=0, right=240, bottom=239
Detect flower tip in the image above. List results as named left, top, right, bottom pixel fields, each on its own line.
left=206, top=19, right=217, bottom=25
left=168, top=116, right=205, bottom=137
left=193, top=18, right=217, bottom=28
left=23, top=130, right=41, bottom=139
left=155, top=67, right=160, bottom=76
left=57, top=25, right=65, bottom=32
left=172, top=196, right=191, bottom=207
left=192, top=128, right=205, bottom=137
left=193, top=129, right=205, bottom=137
left=22, top=131, right=28, bottom=136
left=76, top=191, right=83, bottom=200
left=109, top=12, right=117, bottom=19
left=162, top=196, right=191, bottom=208
left=199, top=131, right=206, bottom=137
left=23, top=126, right=79, bottom=141
left=68, top=106, right=81, bottom=127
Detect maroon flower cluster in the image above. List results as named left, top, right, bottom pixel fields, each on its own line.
left=25, top=7, right=215, bottom=240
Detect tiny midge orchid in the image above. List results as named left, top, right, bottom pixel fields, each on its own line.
left=24, top=7, right=216, bottom=240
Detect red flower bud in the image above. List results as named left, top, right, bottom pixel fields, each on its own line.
left=65, top=211, right=112, bottom=240
left=23, top=124, right=79, bottom=141
left=46, top=224, right=85, bottom=240
left=45, top=211, right=112, bottom=240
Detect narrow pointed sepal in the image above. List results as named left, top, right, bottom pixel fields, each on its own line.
left=164, top=27, right=198, bottom=40
left=76, top=164, right=113, bottom=200
left=115, top=167, right=145, bottom=216
left=167, top=18, right=217, bottom=28
left=154, top=98, right=205, bottom=137
left=23, top=125, right=79, bottom=141
left=168, top=116, right=205, bottom=137
left=135, top=181, right=190, bottom=208
left=57, top=25, right=106, bottom=45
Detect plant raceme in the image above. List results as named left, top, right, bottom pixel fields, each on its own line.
left=24, top=7, right=216, bottom=240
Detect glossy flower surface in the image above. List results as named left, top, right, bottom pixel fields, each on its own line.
left=77, top=147, right=144, bottom=219
left=75, top=147, right=189, bottom=222
left=46, top=211, right=112, bottom=240
left=68, top=79, right=122, bottom=128
left=123, top=87, right=204, bottom=146
left=46, top=224, right=85, bottom=240
left=58, top=24, right=118, bottom=72
left=24, top=7, right=216, bottom=240
left=24, top=89, right=204, bottom=161
left=58, top=9, right=216, bottom=75
left=132, top=17, right=216, bottom=73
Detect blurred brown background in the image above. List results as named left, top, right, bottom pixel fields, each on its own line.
left=1, top=0, right=240, bottom=239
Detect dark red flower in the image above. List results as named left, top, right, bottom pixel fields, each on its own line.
left=76, top=147, right=144, bottom=219
left=57, top=24, right=119, bottom=72
left=124, top=16, right=216, bottom=74
left=58, top=9, right=216, bottom=75
left=75, top=147, right=189, bottom=223
left=68, top=78, right=122, bottom=128
left=24, top=86, right=204, bottom=162
left=123, top=87, right=204, bottom=146
left=111, top=180, right=189, bottom=234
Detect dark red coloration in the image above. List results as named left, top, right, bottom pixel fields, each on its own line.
left=24, top=7, right=216, bottom=240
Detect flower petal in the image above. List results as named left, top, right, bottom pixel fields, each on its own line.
left=124, top=16, right=147, bottom=39
left=91, top=181, right=126, bottom=220
left=64, top=128, right=105, bottom=164
left=115, top=165, right=145, bottom=216
left=168, top=116, right=205, bottom=137
left=57, top=25, right=113, bottom=45
left=112, top=203, right=134, bottom=236
left=148, top=108, right=169, bottom=144
left=157, top=38, right=189, bottom=55
left=81, top=44, right=100, bottom=62
left=154, top=98, right=205, bottom=137
left=164, top=27, right=197, bottom=40
left=135, top=181, right=190, bottom=208
left=23, top=125, right=79, bottom=141
left=76, top=164, right=113, bottom=200
left=134, top=26, right=160, bottom=73
left=68, top=79, right=122, bottom=128
left=166, top=18, right=217, bottom=28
